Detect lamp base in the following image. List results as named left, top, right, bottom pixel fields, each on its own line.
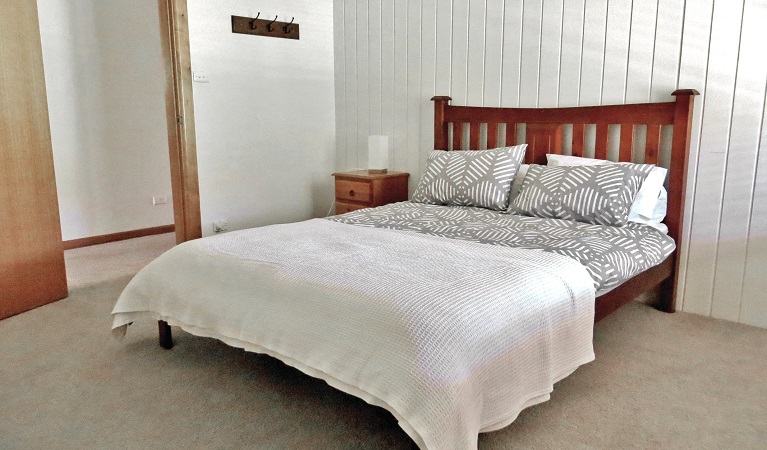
left=368, top=169, right=388, bottom=174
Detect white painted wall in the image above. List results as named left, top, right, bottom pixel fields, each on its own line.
left=38, top=0, right=174, bottom=241
left=187, top=0, right=336, bottom=236
left=334, top=0, right=767, bottom=328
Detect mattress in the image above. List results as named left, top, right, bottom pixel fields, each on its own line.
left=113, top=219, right=596, bottom=450
left=328, top=202, right=676, bottom=294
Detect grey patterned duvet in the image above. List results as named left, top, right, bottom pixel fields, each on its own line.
left=327, top=201, right=675, bottom=295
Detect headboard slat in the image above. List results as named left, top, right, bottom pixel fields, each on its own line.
left=572, top=124, right=585, bottom=157
left=526, top=123, right=563, bottom=165
left=620, top=123, right=634, bottom=162
left=595, top=123, right=609, bottom=160
left=487, top=122, right=498, bottom=149
left=453, top=123, right=462, bottom=151
left=470, top=122, right=480, bottom=150
left=506, top=123, right=517, bottom=148
left=645, top=124, right=661, bottom=165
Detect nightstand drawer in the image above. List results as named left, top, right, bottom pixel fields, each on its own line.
left=335, top=180, right=371, bottom=203
left=332, top=170, right=409, bottom=216
left=335, top=201, right=368, bottom=215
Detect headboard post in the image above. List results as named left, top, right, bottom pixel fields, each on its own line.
left=431, top=96, right=452, bottom=150
left=667, top=89, right=700, bottom=245
left=664, top=88, right=699, bottom=312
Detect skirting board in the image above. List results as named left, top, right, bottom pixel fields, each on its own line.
left=62, top=225, right=175, bottom=250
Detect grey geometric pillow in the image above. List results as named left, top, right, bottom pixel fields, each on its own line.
left=507, top=164, right=652, bottom=226
left=412, top=145, right=527, bottom=211
left=615, top=162, right=655, bottom=176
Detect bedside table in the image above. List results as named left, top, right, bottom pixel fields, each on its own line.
left=331, top=170, right=410, bottom=214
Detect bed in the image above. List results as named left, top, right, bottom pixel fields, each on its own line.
left=112, top=90, right=698, bottom=449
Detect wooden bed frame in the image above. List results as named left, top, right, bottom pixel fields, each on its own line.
left=431, top=89, right=699, bottom=322
left=157, top=89, right=699, bottom=348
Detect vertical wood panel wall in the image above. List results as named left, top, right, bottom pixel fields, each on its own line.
left=333, top=0, right=767, bottom=328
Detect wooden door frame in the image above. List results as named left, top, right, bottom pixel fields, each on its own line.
left=158, top=0, right=202, bottom=244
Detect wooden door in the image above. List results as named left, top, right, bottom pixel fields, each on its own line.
left=0, top=0, right=68, bottom=319
left=158, top=0, right=202, bottom=244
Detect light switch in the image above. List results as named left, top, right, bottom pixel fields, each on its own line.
left=193, top=70, right=209, bottom=83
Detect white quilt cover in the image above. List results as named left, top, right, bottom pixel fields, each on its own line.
left=112, top=219, right=596, bottom=449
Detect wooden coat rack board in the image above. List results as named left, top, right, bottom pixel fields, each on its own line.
left=232, top=14, right=299, bottom=40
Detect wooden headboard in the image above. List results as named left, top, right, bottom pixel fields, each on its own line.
left=431, top=90, right=699, bottom=316
left=431, top=89, right=699, bottom=247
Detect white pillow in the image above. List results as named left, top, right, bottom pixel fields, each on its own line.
left=653, top=187, right=668, bottom=221
left=546, top=154, right=606, bottom=168
left=546, top=154, right=667, bottom=224
left=632, top=167, right=668, bottom=219
left=631, top=187, right=668, bottom=233
left=509, top=164, right=530, bottom=201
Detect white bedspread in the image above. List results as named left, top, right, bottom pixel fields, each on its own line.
left=112, top=219, right=596, bottom=449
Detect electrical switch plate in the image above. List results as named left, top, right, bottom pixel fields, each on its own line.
left=152, top=195, right=168, bottom=205
left=193, top=70, right=209, bottom=83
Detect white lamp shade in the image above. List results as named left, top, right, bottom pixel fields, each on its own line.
left=368, top=135, right=390, bottom=171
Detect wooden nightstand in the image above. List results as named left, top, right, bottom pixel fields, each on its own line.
left=331, top=170, right=410, bottom=214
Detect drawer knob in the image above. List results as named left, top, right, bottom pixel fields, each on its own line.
left=349, top=190, right=355, bottom=197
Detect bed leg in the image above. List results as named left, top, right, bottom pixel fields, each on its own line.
left=658, top=277, right=677, bottom=314
left=158, top=320, right=174, bottom=349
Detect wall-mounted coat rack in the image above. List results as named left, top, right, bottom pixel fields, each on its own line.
left=231, top=14, right=300, bottom=40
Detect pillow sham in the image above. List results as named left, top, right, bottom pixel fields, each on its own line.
left=508, top=164, right=651, bottom=226
left=412, top=145, right=527, bottom=211
left=546, top=153, right=666, bottom=221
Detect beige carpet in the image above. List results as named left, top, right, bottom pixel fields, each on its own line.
left=1, top=233, right=766, bottom=449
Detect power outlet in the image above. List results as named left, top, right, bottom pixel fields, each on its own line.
left=152, top=195, right=168, bottom=205
left=213, top=220, right=228, bottom=233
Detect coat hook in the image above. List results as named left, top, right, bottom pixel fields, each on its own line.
left=284, top=17, right=295, bottom=34
left=267, top=15, right=278, bottom=32
left=249, top=12, right=260, bottom=30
